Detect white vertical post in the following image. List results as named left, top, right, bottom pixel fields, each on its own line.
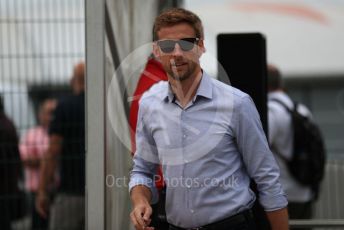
left=85, top=0, right=105, bottom=229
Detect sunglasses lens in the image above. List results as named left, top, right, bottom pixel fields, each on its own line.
left=179, top=38, right=196, bottom=51
left=158, top=40, right=176, bottom=53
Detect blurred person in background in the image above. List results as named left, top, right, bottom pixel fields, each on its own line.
left=20, top=98, right=57, bottom=230
left=267, top=65, right=314, bottom=228
left=36, top=61, right=85, bottom=230
left=0, top=95, right=23, bottom=230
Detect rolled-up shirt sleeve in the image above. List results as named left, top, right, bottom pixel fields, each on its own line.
left=129, top=99, right=159, bottom=204
left=234, top=95, right=288, bottom=211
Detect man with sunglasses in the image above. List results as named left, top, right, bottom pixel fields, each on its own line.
left=129, top=8, right=289, bottom=230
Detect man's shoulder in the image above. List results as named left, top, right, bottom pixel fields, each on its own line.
left=297, top=103, right=312, bottom=117
left=209, top=76, right=250, bottom=100
left=268, top=92, right=312, bottom=117
left=139, top=81, right=168, bottom=105
left=55, top=94, right=72, bottom=109
left=57, top=93, right=84, bottom=110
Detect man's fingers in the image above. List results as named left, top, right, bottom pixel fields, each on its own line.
left=144, top=218, right=152, bottom=227
left=133, top=209, right=147, bottom=229
left=130, top=205, right=153, bottom=230
left=142, top=206, right=152, bottom=222
left=130, top=212, right=141, bottom=230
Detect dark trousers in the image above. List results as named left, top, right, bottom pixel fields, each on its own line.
left=0, top=199, right=12, bottom=230
left=288, top=201, right=313, bottom=230
left=150, top=188, right=169, bottom=230
left=150, top=203, right=169, bottom=230
left=29, top=192, right=49, bottom=230
left=151, top=186, right=257, bottom=230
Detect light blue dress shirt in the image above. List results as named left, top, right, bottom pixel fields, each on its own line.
left=129, top=72, right=287, bottom=228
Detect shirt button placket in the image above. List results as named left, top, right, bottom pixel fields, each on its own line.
left=180, top=110, right=191, bottom=213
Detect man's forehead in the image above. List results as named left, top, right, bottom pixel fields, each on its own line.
left=157, top=23, right=196, bottom=40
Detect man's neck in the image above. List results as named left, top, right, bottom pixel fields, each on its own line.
left=169, top=70, right=202, bottom=108
left=268, top=88, right=284, bottom=94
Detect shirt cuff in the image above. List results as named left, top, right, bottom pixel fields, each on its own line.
left=259, top=193, right=288, bottom=212
left=129, top=176, right=159, bottom=204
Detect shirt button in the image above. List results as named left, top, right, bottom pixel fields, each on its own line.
left=190, top=209, right=194, bottom=213
left=183, top=134, right=187, bottom=138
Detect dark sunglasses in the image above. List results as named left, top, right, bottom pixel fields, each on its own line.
left=157, top=38, right=200, bottom=53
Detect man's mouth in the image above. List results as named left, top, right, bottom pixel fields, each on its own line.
left=173, top=62, right=186, bottom=67
left=170, top=59, right=187, bottom=71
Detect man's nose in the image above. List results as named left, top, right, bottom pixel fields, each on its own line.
left=172, top=43, right=183, bottom=56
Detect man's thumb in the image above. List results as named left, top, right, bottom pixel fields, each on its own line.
left=142, top=206, right=152, bottom=221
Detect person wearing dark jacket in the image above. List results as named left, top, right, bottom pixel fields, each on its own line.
left=36, top=62, right=85, bottom=230
left=0, top=96, right=23, bottom=230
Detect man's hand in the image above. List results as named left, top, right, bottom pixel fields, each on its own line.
left=130, top=185, right=154, bottom=230
left=130, top=201, right=154, bottom=230
left=35, top=192, right=49, bottom=218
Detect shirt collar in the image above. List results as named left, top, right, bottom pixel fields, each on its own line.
left=165, top=84, right=175, bottom=103
left=163, top=71, right=213, bottom=103
left=268, top=91, right=287, bottom=100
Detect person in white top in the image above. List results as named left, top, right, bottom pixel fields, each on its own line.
left=267, top=65, right=314, bottom=225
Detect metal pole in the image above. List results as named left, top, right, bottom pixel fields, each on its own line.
left=290, top=219, right=344, bottom=228
left=85, top=0, right=105, bottom=229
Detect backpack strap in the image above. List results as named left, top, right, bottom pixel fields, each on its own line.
left=269, top=98, right=294, bottom=113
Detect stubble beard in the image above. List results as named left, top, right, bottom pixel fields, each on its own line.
left=168, top=60, right=197, bottom=82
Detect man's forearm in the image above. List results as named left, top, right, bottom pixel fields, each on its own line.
left=130, top=185, right=152, bottom=206
left=38, top=134, right=62, bottom=194
left=38, top=155, right=57, bottom=194
left=266, top=207, right=289, bottom=230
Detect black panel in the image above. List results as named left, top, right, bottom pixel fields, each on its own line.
left=217, top=33, right=268, bottom=136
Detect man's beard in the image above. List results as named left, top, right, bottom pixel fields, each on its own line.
left=168, top=60, right=196, bottom=82
left=169, top=68, right=190, bottom=81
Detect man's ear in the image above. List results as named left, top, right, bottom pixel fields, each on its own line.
left=153, top=43, right=161, bottom=59
left=194, top=39, right=206, bottom=59
left=198, top=39, right=206, bottom=54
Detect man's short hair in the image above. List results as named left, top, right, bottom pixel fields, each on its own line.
left=153, top=8, right=204, bottom=41
left=267, top=64, right=283, bottom=91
